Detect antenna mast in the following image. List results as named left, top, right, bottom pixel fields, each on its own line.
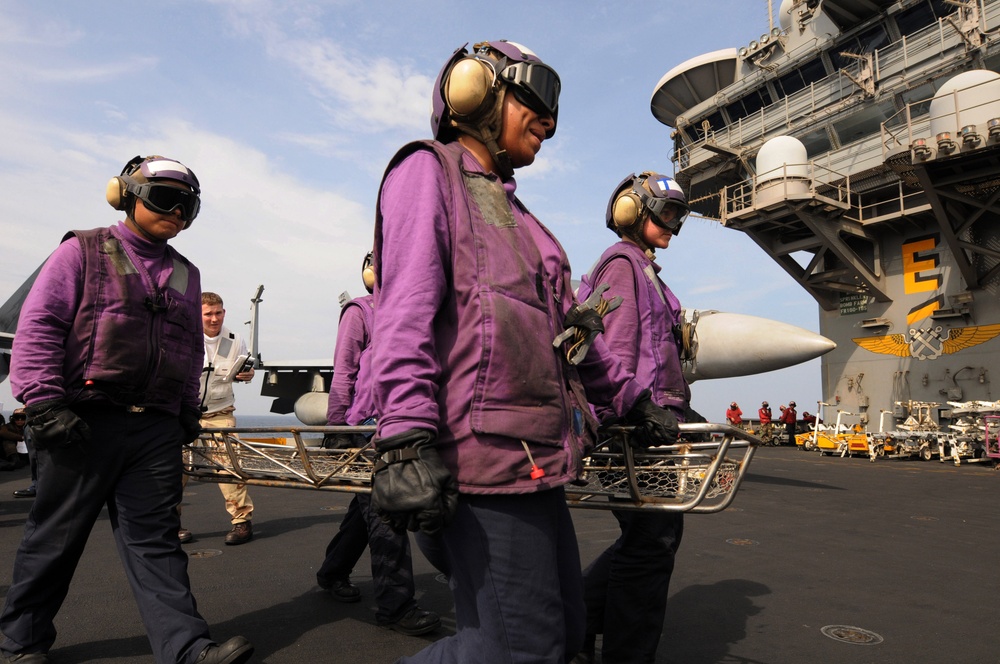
left=246, top=284, right=264, bottom=367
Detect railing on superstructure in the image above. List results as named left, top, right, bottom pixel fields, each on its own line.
left=880, top=74, right=1000, bottom=157
left=717, top=154, right=954, bottom=230
left=720, top=162, right=856, bottom=223
left=674, top=7, right=988, bottom=178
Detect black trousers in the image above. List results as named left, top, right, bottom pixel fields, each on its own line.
left=316, top=493, right=417, bottom=623
left=582, top=509, right=684, bottom=664
left=0, top=406, right=213, bottom=664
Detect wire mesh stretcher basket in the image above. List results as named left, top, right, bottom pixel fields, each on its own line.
left=183, top=422, right=758, bottom=513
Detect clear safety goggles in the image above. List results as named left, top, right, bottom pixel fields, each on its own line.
left=647, top=200, right=688, bottom=235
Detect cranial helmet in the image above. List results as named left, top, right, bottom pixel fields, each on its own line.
left=607, top=172, right=689, bottom=235
left=106, top=155, right=202, bottom=228
left=762, top=401, right=769, bottom=407
left=431, top=40, right=560, bottom=180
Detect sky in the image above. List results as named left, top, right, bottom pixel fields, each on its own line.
left=0, top=0, right=825, bottom=421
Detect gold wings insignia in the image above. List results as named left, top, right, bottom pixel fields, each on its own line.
left=942, top=324, right=1000, bottom=354
left=852, top=334, right=910, bottom=357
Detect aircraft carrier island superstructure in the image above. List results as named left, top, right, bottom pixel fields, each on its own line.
left=652, top=0, right=1000, bottom=444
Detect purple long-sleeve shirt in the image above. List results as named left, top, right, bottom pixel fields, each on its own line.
left=596, top=257, right=645, bottom=376
left=583, top=241, right=689, bottom=416
left=11, top=221, right=203, bottom=413
left=373, top=146, right=643, bottom=492
left=327, top=296, right=373, bottom=425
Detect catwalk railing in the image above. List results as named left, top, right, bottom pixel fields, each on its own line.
left=183, top=423, right=759, bottom=513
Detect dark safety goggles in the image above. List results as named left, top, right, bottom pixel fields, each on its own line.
left=128, top=181, right=201, bottom=223
left=500, top=60, right=560, bottom=118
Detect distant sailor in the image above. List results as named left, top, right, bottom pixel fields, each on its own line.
left=726, top=402, right=744, bottom=426
left=779, top=401, right=797, bottom=445
left=758, top=401, right=773, bottom=443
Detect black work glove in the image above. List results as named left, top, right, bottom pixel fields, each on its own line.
left=624, top=391, right=679, bottom=448
left=24, top=399, right=92, bottom=450
left=371, top=429, right=458, bottom=536
left=322, top=432, right=368, bottom=449
left=179, top=408, right=203, bottom=443
left=554, top=303, right=607, bottom=365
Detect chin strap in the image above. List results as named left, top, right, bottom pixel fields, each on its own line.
left=623, top=222, right=656, bottom=260
left=485, top=137, right=514, bottom=182
left=451, top=87, right=514, bottom=181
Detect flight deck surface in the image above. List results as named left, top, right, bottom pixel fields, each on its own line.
left=0, top=447, right=995, bottom=663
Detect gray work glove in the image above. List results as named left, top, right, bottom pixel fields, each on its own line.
left=371, top=429, right=458, bottom=536
left=179, top=408, right=203, bottom=443
left=624, top=391, right=680, bottom=448
left=552, top=283, right=623, bottom=365
left=24, top=399, right=92, bottom=450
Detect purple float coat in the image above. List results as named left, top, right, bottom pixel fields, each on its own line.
left=580, top=241, right=690, bottom=417
left=373, top=141, right=645, bottom=494
left=327, top=295, right=375, bottom=426
left=11, top=221, right=203, bottom=414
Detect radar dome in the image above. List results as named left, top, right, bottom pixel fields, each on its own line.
left=755, top=136, right=809, bottom=206
left=929, top=70, right=1000, bottom=140
left=779, top=0, right=795, bottom=32
left=756, top=135, right=808, bottom=183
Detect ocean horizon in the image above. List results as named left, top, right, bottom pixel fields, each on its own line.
left=236, top=413, right=303, bottom=428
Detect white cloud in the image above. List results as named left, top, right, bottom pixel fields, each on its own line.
left=0, top=9, right=84, bottom=47
left=274, top=40, right=432, bottom=132
left=212, top=1, right=433, bottom=134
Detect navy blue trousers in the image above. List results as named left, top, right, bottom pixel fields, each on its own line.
left=582, top=509, right=684, bottom=664
left=317, top=493, right=417, bottom=623
left=399, top=488, right=584, bottom=664
left=0, top=407, right=213, bottom=664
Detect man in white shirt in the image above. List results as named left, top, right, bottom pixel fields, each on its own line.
left=184, top=292, right=256, bottom=545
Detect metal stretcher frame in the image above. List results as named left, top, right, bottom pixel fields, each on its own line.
left=182, top=423, right=759, bottom=513
left=567, top=423, right=758, bottom=513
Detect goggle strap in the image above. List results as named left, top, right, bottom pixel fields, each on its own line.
left=120, top=155, right=146, bottom=177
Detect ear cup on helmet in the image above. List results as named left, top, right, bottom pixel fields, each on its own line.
left=106, top=176, right=128, bottom=211
left=361, top=252, right=376, bottom=293
left=612, top=191, right=643, bottom=229
left=444, top=57, right=496, bottom=118
left=107, top=157, right=145, bottom=212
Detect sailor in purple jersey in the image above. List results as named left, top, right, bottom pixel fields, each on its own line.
left=368, top=41, right=680, bottom=663
left=576, top=172, right=693, bottom=664
left=317, top=252, right=440, bottom=637
left=2, top=155, right=252, bottom=664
